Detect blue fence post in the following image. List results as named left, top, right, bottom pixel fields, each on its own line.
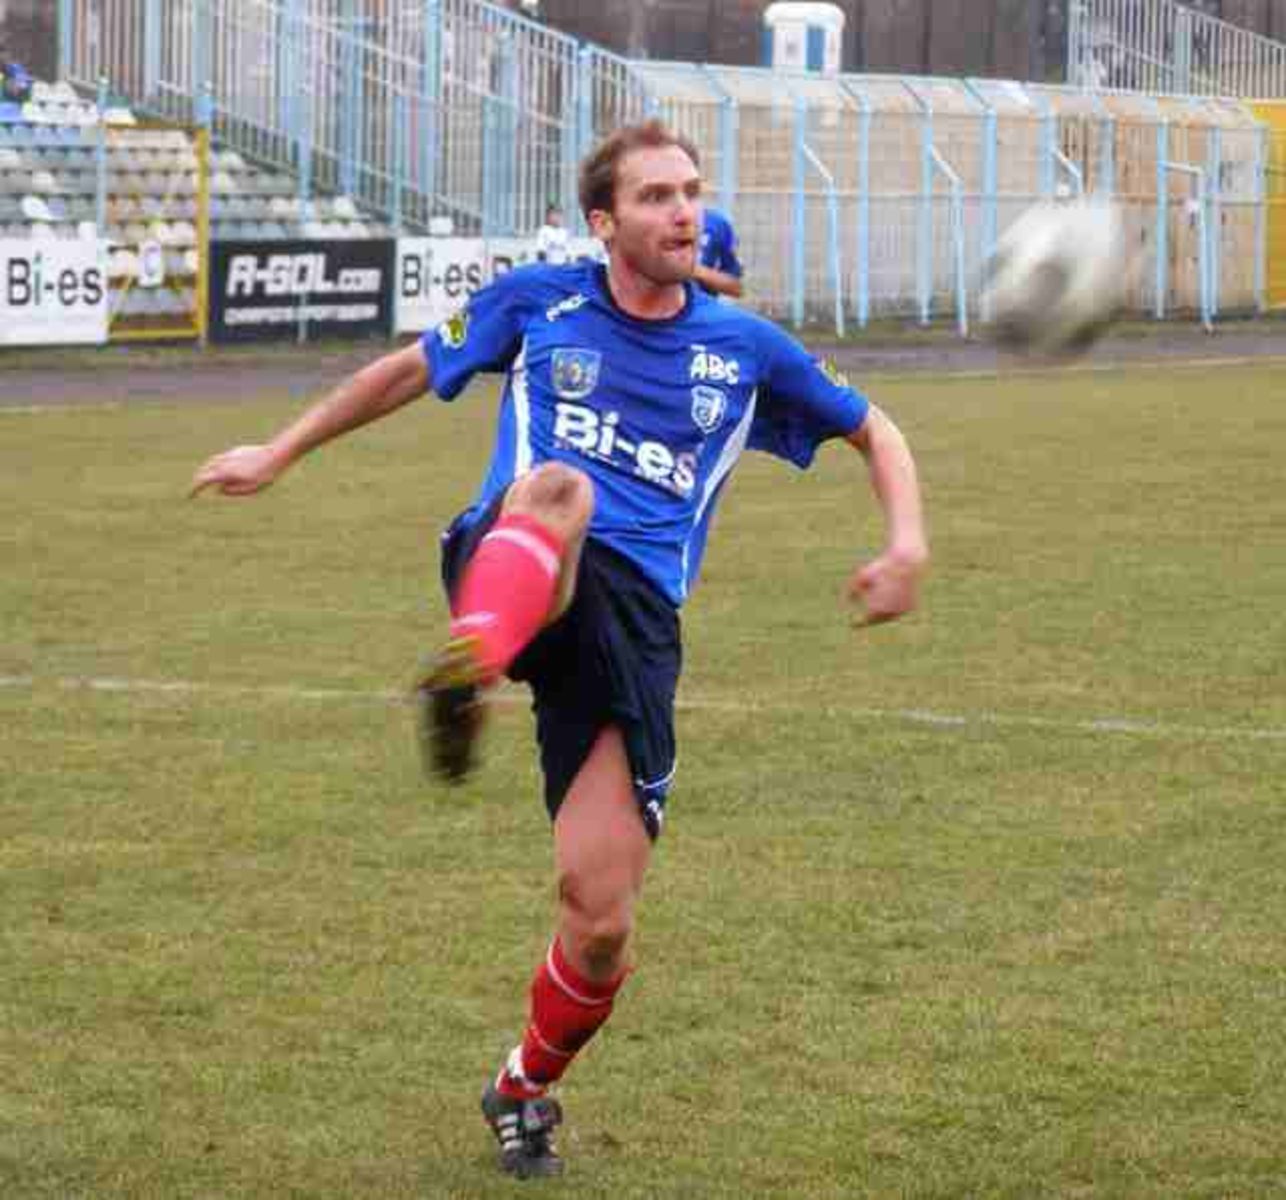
left=964, top=80, right=997, bottom=322
left=143, top=0, right=162, bottom=103
left=575, top=45, right=594, bottom=236
left=1208, top=127, right=1222, bottom=316
left=918, top=102, right=933, bottom=326
left=339, top=1, right=359, bottom=197
left=720, top=95, right=739, bottom=217
left=791, top=95, right=806, bottom=329
left=1175, top=9, right=1192, bottom=94
left=194, top=0, right=212, bottom=128
left=1041, top=105, right=1057, bottom=199
left=826, top=169, right=844, bottom=338
left=854, top=86, right=871, bottom=329
left=283, top=0, right=312, bottom=210
left=577, top=46, right=595, bottom=163
left=351, top=21, right=366, bottom=203
left=1100, top=116, right=1116, bottom=197
left=297, top=61, right=313, bottom=212
left=1155, top=120, right=1169, bottom=319
left=839, top=78, right=872, bottom=329
left=421, top=0, right=442, bottom=216
left=277, top=0, right=295, bottom=149
left=58, top=0, right=74, bottom=82
left=1254, top=122, right=1268, bottom=314
left=195, top=79, right=214, bottom=130
left=561, top=50, right=581, bottom=234
left=95, top=76, right=108, bottom=234
left=482, top=92, right=496, bottom=237
left=496, top=36, right=519, bottom=233
left=700, top=66, right=738, bottom=217
left=392, top=92, right=406, bottom=234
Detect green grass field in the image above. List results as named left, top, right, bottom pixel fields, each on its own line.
left=3, top=356, right=1285, bottom=1198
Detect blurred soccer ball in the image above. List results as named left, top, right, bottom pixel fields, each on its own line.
left=982, top=198, right=1126, bottom=358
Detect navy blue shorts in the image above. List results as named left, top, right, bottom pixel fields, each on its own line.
left=440, top=502, right=682, bottom=840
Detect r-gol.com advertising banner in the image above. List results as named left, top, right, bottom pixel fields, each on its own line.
left=0, top=239, right=109, bottom=347
left=396, top=237, right=604, bottom=335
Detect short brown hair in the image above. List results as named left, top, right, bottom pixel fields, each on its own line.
left=578, top=119, right=700, bottom=221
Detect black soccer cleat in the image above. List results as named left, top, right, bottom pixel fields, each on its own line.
left=412, top=635, right=485, bottom=784
left=480, top=1080, right=565, bottom=1179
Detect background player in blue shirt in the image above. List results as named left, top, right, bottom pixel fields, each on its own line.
left=191, top=119, right=928, bottom=1181
left=693, top=205, right=744, bottom=299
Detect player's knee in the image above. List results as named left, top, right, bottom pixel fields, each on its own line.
left=505, top=463, right=594, bottom=538
left=557, top=872, right=634, bottom=974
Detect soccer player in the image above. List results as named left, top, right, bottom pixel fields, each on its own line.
left=693, top=204, right=744, bottom=299
left=534, top=202, right=570, bottom=265
left=190, top=119, right=928, bottom=1180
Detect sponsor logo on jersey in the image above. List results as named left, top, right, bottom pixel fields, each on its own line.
left=553, top=401, right=697, bottom=498
left=690, top=384, right=727, bottom=434
left=689, top=344, right=740, bottom=385
left=545, top=292, right=589, bottom=322
left=551, top=348, right=602, bottom=400
left=819, top=357, right=851, bottom=388
left=438, top=309, right=469, bottom=349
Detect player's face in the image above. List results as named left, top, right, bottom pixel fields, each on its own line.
left=598, top=144, right=702, bottom=286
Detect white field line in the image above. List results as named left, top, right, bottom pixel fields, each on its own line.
left=6, top=355, right=1286, bottom=419
left=2, top=672, right=1284, bottom=744
left=0, top=403, right=126, bottom=416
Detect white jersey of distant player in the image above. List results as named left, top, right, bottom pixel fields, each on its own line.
left=535, top=223, right=571, bottom=265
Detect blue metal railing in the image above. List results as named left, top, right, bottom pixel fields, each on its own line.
left=54, top=0, right=1270, bottom=333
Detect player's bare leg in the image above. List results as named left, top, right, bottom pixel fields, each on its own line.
left=482, top=727, right=649, bottom=1175
left=552, top=727, right=650, bottom=983
left=415, top=463, right=593, bottom=782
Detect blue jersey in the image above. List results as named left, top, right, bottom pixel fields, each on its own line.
left=697, top=208, right=743, bottom=285
left=421, top=261, right=866, bottom=606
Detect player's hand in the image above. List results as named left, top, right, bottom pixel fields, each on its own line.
left=847, top=545, right=927, bottom=628
left=189, top=444, right=284, bottom=498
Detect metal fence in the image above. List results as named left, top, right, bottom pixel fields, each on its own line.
left=1068, top=0, right=1286, bottom=98
left=636, top=65, right=1266, bottom=329
left=57, top=0, right=645, bottom=235
left=58, top=0, right=1273, bottom=331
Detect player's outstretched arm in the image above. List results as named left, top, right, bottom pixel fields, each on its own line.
left=189, top=342, right=431, bottom=498
left=845, top=403, right=928, bottom=626
left=691, top=264, right=744, bottom=299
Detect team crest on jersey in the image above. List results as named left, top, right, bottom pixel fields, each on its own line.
left=438, top=309, right=469, bottom=349
left=551, top=348, right=602, bottom=400
left=690, top=384, right=727, bottom=433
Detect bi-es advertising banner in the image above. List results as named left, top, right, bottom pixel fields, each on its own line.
left=395, top=237, right=604, bottom=335
left=0, top=239, right=109, bottom=346
left=207, top=239, right=396, bottom=344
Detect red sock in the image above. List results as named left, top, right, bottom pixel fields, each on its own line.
left=496, top=939, right=626, bottom=1098
left=451, top=513, right=564, bottom=683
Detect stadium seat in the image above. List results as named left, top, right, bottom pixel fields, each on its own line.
left=4, top=69, right=387, bottom=263
left=109, top=248, right=138, bottom=278
left=20, top=193, right=52, bottom=221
